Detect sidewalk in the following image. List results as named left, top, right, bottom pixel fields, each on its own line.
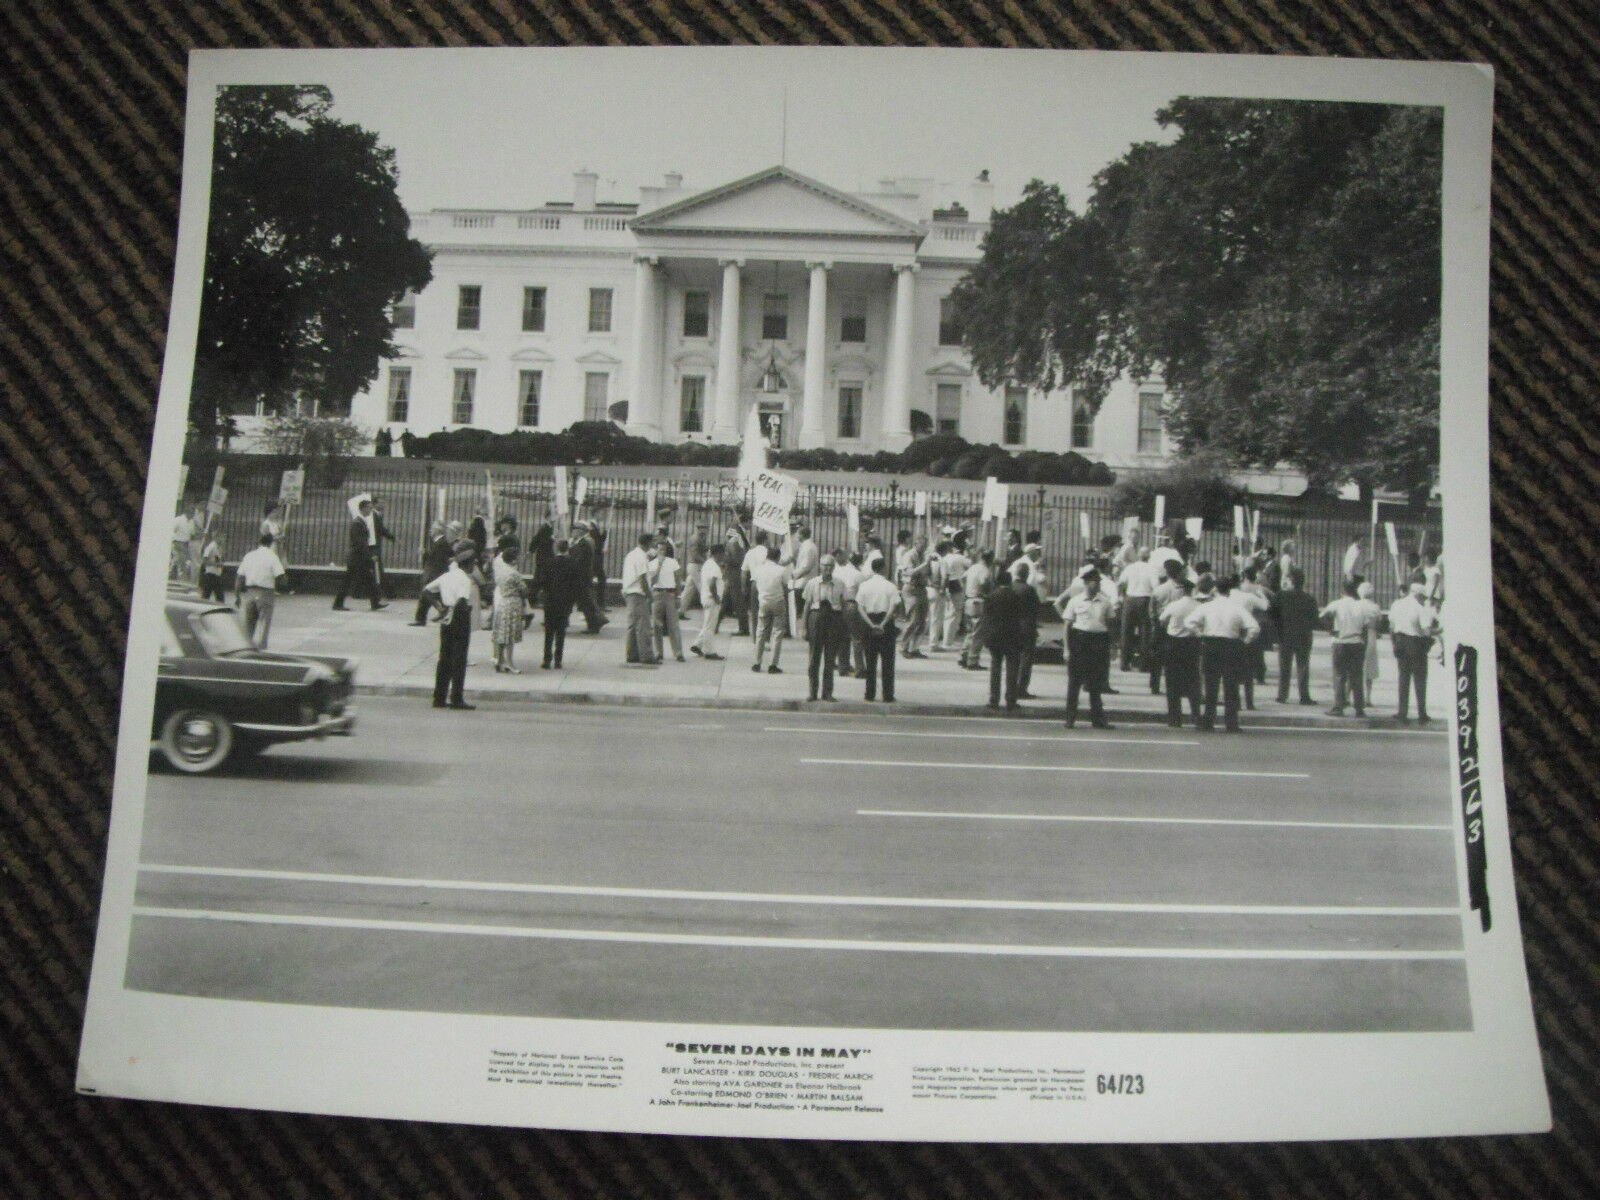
left=257, top=595, right=1447, bottom=729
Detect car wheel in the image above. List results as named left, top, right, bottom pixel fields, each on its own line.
left=159, top=707, right=235, bottom=774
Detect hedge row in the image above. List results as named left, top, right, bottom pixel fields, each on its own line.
left=399, top=424, right=1117, bottom=485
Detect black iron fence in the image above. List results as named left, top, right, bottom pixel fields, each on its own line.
left=185, top=458, right=1439, bottom=605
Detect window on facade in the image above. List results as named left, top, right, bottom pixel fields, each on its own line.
left=456, top=285, right=481, bottom=331
left=584, top=372, right=610, bottom=421
left=680, top=376, right=705, bottom=434
left=588, top=288, right=613, bottom=333
left=1003, top=386, right=1027, bottom=445
left=938, top=296, right=962, bottom=346
left=762, top=293, right=788, bottom=340
left=452, top=369, right=476, bottom=424
left=392, top=292, right=416, bottom=329
left=386, top=367, right=411, bottom=422
left=521, top=287, right=546, bottom=332
left=936, top=383, right=961, bottom=435
left=839, top=294, right=866, bottom=343
left=1071, top=397, right=1094, bottom=449
left=518, top=370, right=542, bottom=427
left=1138, top=391, right=1165, bottom=454
left=838, top=384, right=862, bottom=440
left=682, top=290, right=710, bottom=338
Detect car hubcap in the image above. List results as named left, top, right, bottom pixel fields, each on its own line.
left=176, top=716, right=221, bottom=762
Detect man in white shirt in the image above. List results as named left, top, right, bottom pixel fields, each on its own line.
left=423, top=545, right=482, bottom=709
left=1320, top=579, right=1380, bottom=716
left=1116, top=550, right=1158, bottom=673
left=1059, top=570, right=1118, bottom=729
left=1389, top=582, right=1440, bottom=722
left=938, top=541, right=972, bottom=650
left=1231, top=570, right=1271, bottom=710
left=960, top=551, right=994, bottom=670
left=690, top=546, right=726, bottom=660
left=620, top=533, right=659, bottom=665
left=171, top=507, right=199, bottom=582
left=830, top=550, right=864, bottom=678
left=750, top=552, right=792, bottom=674
left=801, top=556, right=848, bottom=701
left=1183, top=574, right=1260, bottom=732
left=647, top=541, right=685, bottom=663
left=854, top=559, right=902, bottom=702
left=740, top=532, right=770, bottom=641
left=233, top=532, right=286, bottom=649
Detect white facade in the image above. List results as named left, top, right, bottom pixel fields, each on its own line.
left=351, top=166, right=1179, bottom=469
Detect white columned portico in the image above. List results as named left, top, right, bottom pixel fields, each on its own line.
left=628, top=254, right=662, bottom=439
left=712, top=257, right=743, bottom=443
left=798, top=260, right=830, bottom=449
left=880, top=262, right=916, bottom=450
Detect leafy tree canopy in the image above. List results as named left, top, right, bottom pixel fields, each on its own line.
left=192, top=85, right=433, bottom=439
left=947, top=100, right=1442, bottom=497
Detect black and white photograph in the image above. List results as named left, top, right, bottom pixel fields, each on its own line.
left=78, top=47, right=1546, bottom=1141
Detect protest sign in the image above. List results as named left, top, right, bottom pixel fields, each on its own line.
left=751, top=469, right=799, bottom=537
left=1153, top=493, right=1166, bottom=530
left=277, top=469, right=304, bottom=506
left=1184, top=516, right=1203, bottom=542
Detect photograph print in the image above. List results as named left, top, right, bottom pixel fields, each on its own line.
left=81, top=48, right=1546, bottom=1141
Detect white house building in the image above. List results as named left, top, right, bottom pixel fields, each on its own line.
left=350, top=165, right=1182, bottom=470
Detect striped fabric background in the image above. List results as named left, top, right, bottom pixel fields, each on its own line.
left=2, top=2, right=1597, bottom=1196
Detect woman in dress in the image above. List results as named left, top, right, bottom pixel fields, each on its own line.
left=490, top=544, right=528, bottom=674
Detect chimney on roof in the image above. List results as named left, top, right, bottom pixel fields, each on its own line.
left=664, top=172, right=683, bottom=189
left=574, top=170, right=598, bottom=212
left=971, top=169, right=994, bottom=222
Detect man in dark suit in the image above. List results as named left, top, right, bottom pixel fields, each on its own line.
left=332, top=498, right=386, bottom=611
left=567, top=522, right=607, bottom=634
left=981, top=568, right=1025, bottom=710
left=541, top=541, right=578, bottom=669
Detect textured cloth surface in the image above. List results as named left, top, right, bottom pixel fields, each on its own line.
left=3, top=3, right=1598, bottom=1197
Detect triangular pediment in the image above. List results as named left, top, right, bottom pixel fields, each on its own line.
left=633, top=166, right=923, bottom=239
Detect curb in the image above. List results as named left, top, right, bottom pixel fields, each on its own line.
left=351, top=683, right=1443, bottom=731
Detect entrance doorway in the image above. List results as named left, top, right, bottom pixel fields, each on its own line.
left=757, top=401, right=788, bottom=450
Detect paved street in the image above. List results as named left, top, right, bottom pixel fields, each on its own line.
left=128, top=700, right=1469, bottom=1033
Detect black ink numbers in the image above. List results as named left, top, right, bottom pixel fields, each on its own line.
left=1096, top=1074, right=1145, bottom=1096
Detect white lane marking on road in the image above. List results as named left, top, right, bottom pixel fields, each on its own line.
left=675, top=723, right=726, bottom=729
left=765, top=726, right=1199, bottom=746
left=1242, top=724, right=1446, bottom=736
left=749, top=708, right=1444, bottom=734
left=130, top=906, right=1466, bottom=961
left=857, top=809, right=1453, bottom=832
left=137, top=864, right=1461, bottom=917
left=802, top=758, right=1311, bottom=779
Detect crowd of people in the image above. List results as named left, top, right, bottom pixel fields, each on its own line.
left=180, top=493, right=1446, bottom=726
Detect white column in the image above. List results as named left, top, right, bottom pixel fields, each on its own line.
left=628, top=255, right=662, bottom=439
left=712, top=257, right=743, bottom=443
left=880, top=263, right=916, bottom=450
left=798, top=261, right=830, bottom=449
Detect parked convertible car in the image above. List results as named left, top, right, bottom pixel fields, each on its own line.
left=152, top=596, right=357, bottom=773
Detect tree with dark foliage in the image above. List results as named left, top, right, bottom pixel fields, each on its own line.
left=947, top=100, right=1443, bottom=498
left=191, top=85, right=432, bottom=444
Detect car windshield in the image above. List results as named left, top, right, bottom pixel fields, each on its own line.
left=189, top=609, right=254, bottom=656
